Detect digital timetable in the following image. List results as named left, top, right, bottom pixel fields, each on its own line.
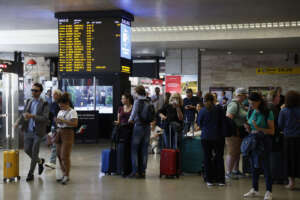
left=58, top=17, right=132, bottom=74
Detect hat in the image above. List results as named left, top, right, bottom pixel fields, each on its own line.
left=235, top=88, right=248, bottom=95
left=248, top=92, right=263, bottom=101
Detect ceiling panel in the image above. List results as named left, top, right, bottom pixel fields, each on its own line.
left=1, top=0, right=300, bottom=30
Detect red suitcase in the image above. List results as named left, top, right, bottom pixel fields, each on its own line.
left=159, top=125, right=180, bottom=178
left=160, top=149, right=180, bottom=178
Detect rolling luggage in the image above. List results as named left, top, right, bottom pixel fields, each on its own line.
left=117, top=141, right=132, bottom=176
left=101, top=142, right=117, bottom=175
left=160, top=125, right=180, bottom=178
left=181, top=135, right=203, bottom=174
left=3, top=150, right=20, bottom=182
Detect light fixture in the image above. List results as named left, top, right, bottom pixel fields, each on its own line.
left=131, top=21, right=300, bottom=33
left=227, top=51, right=232, bottom=55
left=259, top=50, right=264, bottom=54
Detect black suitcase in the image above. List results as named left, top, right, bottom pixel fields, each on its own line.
left=117, top=141, right=132, bottom=176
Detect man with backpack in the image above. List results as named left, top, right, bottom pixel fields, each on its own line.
left=225, top=88, right=248, bottom=179
left=128, top=85, right=155, bottom=178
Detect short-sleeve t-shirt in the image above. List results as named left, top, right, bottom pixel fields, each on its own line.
left=57, top=109, right=78, bottom=128
left=247, top=110, right=274, bottom=131
left=226, top=100, right=247, bottom=127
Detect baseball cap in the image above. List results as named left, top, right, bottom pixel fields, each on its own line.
left=235, top=88, right=248, bottom=95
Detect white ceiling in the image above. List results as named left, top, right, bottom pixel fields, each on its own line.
left=1, top=0, right=300, bottom=55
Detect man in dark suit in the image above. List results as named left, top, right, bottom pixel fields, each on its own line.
left=15, top=83, right=49, bottom=181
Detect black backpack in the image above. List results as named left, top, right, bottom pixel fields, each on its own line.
left=137, top=99, right=155, bottom=124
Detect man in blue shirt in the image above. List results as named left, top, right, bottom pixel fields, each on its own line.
left=183, top=89, right=197, bottom=135
left=15, top=83, right=49, bottom=182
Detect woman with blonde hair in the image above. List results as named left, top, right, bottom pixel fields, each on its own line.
left=158, top=93, right=184, bottom=149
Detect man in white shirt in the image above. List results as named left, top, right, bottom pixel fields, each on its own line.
left=151, top=87, right=164, bottom=114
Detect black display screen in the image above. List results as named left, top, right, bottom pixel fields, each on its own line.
left=58, top=18, right=128, bottom=74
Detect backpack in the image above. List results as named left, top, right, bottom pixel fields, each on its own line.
left=137, top=99, right=155, bottom=124
left=220, top=101, right=240, bottom=137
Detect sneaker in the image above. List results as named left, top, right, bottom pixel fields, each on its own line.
left=264, top=191, right=272, bottom=200
left=232, top=170, right=246, bottom=178
left=218, top=183, right=225, bottom=186
left=226, top=172, right=239, bottom=180
left=26, top=173, right=34, bottom=182
left=244, top=188, right=259, bottom=197
left=38, top=158, right=45, bottom=175
left=56, top=177, right=64, bottom=182
left=45, top=162, right=56, bottom=169
left=61, top=176, right=70, bottom=185
left=206, top=182, right=214, bottom=186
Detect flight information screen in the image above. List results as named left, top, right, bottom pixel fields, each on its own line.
left=58, top=18, right=131, bottom=74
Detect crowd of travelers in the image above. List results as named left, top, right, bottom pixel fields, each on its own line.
left=112, top=85, right=300, bottom=200
left=15, top=82, right=300, bottom=200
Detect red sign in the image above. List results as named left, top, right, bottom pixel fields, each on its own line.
left=151, top=79, right=163, bottom=85
left=165, top=75, right=181, bottom=94
left=0, top=64, right=7, bottom=69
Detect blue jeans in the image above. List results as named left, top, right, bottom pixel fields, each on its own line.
left=49, top=144, right=57, bottom=164
left=251, top=137, right=272, bottom=192
left=163, top=122, right=182, bottom=149
left=131, top=124, right=150, bottom=174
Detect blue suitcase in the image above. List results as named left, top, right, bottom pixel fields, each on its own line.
left=101, top=148, right=117, bottom=175
left=181, top=136, right=204, bottom=174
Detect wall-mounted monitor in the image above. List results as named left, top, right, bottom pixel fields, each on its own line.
left=66, top=86, right=95, bottom=111
left=96, top=86, right=113, bottom=114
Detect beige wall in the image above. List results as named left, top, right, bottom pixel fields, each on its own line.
left=200, top=53, right=300, bottom=95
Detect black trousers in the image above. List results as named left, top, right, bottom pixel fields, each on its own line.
left=201, top=139, right=225, bottom=183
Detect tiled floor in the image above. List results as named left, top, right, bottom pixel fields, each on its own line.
left=0, top=143, right=299, bottom=200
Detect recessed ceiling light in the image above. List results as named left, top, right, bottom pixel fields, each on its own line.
left=259, top=50, right=264, bottom=54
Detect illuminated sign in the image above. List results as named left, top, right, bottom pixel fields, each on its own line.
left=120, top=23, right=132, bottom=60
left=0, top=64, right=8, bottom=69
left=256, top=67, right=300, bottom=74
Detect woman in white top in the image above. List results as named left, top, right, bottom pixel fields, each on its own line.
left=55, top=93, right=78, bottom=185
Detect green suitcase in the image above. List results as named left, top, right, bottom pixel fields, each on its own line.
left=181, top=136, right=204, bottom=173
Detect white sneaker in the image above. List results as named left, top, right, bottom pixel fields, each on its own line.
left=45, top=162, right=56, bottom=169
left=206, top=182, right=214, bottom=186
left=61, top=176, right=70, bottom=185
left=264, top=191, right=272, bottom=200
left=244, top=188, right=259, bottom=197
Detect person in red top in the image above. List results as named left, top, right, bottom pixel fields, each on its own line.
left=114, top=93, right=133, bottom=176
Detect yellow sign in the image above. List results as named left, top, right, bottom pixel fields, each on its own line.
left=121, top=66, right=131, bottom=74
left=256, top=67, right=300, bottom=75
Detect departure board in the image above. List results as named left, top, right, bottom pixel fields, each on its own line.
left=58, top=18, right=131, bottom=74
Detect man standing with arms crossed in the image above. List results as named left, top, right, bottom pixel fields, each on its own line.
left=15, top=83, right=49, bottom=181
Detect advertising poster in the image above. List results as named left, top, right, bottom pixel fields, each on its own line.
left=165, top=75, right=181, bottom=94
left=181, top=75, right=198, bottom=96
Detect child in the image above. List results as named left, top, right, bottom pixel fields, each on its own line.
left=150, top=121, right=162, bottom=154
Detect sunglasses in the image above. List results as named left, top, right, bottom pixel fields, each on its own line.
left=31, top=89, right=40, bottom=92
